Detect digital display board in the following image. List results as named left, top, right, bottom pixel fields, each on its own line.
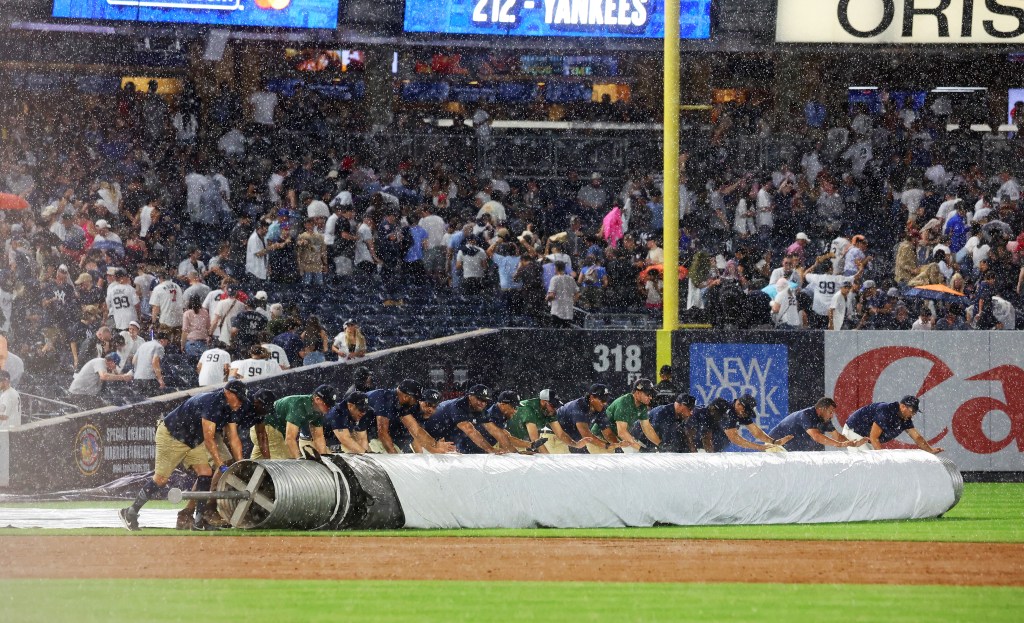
left=404, top=0, right=711, bottom=39
left=52, top=0, right=339, bottom=29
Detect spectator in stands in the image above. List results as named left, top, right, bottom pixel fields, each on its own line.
left=0, top=370, right=21, bottom=430
left=67, top=352, right=132, bottom=409
left=935, top=304, right=970, bottom=330
left=296, top=217, right=327, bottom=287
left=132, top=331, right=170, bottom=395
left=149, top=270, right=184, bottom=345
left=181, top=295, right=211, bottom=362
left=332, top=320, right=367, bottom=360
left=547, top=261, right=579, bottom=328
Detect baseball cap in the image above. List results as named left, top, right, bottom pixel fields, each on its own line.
left=104, top=352, right=121, bottom=366
left=738, top=394, right=758, bottom=416
left=861, top=280, right=877, bottom=292
left=900, top=395, right=923, bottom=414
left=252, top=389, right=277, bottom=411
left=347, top=391, right=369, bottom=410
left=95, top=219, right=109, bottom=229
left=106, top=266, right=118, bottom=276
left=840, top=281, right=853, bottom=289
left=676, top=394, right=697, bottom=409
left=313, top=384, right=338, bottom=408
left=343, top=318, right=358, bottom=328
left=255, top=291, right=268, bottom=301
left=57, top=264, right=70, bottom=273
left=887, top=287, right=901, bottom=299
left=538, top=389, right=562, bottom=408
left=709, top=397, right=730, bottom=415
left=591, top=172, right=602, bottom=180
left=224, top=379, right=248, bottom=399
left=589, top=383, right=611, bottom=401
left=397, top=379, right=422, bottom=399
left=468, top=384, right=492, bottom=401
left=497, top=390, right=520, bottom=405
left=128, top=320, right=141, bottom=329
left=421, top=388, right=442, bottom=406
left=795, top=232, right=810, bottom=242
left=660, top=365, right=674, bottom=375
left=632, top=378, right=656, bottom=395
left=277, top=208, right=290, bottom=217
left=353, top=366, right=373, bottom=383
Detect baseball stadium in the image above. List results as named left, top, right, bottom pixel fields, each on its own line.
left=1, top=1, right=1023, bottom=621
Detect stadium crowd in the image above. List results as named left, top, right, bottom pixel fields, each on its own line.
left=0, top=80, right=1023, bottom=414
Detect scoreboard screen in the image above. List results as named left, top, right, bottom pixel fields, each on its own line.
left=52, top=0, right=339, bottom=29
left=403, top=0, right=711, bottom=39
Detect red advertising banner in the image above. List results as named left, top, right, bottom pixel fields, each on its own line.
left=826, top=333, right=1024, bottom=471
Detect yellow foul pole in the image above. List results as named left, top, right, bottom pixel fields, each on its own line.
left=658, top=0, right=681, bottom=376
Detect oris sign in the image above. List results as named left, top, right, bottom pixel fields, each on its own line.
left=825, top=333, right=1024, bottom=471
left=777, top=0, right=1024, bottom=43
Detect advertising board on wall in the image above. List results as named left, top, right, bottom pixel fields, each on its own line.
left=825, top=332, right=1024, bottom=471
left=404, top=0, right=711, bottom=39
left=777, top=0, right=1024, bottom=44
left=689, top=343, right=791, bottom=437
left=52, top=0, right=339, bottom=29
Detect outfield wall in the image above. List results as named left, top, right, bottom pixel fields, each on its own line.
left=1, top=329, right=1021, bottom=492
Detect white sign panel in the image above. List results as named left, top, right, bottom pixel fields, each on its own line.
left=777, top=0, right=1024, bottom=44
left=825, top=332, right=1024, bottom=471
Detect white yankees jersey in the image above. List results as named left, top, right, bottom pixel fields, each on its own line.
left=106, top=283, right=140, bottom=329
left=804, top=273, right=851, bottom=317
left=230, top=358, right=283, bottom=380
left=261, top=343, right=290, bottom=369
left=197, top=348, right=232, bottom=387
left=149, top=281, right=184, bottom=327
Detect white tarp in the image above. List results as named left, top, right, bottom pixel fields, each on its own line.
left=825, top=332, right=1024, bottom=471
left=369, top=451, right=959, bottom=529
left=0, top=508, right=178, bottom=529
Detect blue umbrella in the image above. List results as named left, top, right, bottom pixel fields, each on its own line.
left=903, top=285, right=967, bottom=303
left=91, top=240, right=125, bottom=257
left=761, top=280, right=801, bottom=298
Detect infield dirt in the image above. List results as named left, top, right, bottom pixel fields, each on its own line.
left=2, top=536, right=1022, bottom=586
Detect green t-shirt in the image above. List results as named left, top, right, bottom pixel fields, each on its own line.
left=265, top=394, right=323, bottom=434
left=508, top=398, right=555, bottom=440
left=593, top=393, right=648, bottom=435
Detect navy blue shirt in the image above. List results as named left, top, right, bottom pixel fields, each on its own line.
left=163, top=390, right=237, bottom=447
left=271, top=331, right=304, bottom=369
left=457, top=404, right=508, bottom=454
left=424, top=397, right=481, bottom=443
left=555, top=396, right=610, bottom=442
left=846, top=402, right=914, bottom=443
left=721, top=406, right=755, bottom=431
left=368, top=389, right=421, bottom=448
left=769, top=407, right=836, bottom=452
left=630, top=404, right=705, bottom=452
left=323, top=400, right=377, bottom=440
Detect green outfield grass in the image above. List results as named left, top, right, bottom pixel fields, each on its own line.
left=0, top=579, right=1020, bottom=623
left=1, top=483, right=1022, bottom=543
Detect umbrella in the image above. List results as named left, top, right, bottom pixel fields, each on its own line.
left=903, top=284, right=967, bottom=303
left=0, top=193, right=29, bottom=211
left=90, top=240, right=125, bottom=257
left=639, top=264, right=688, bottom=281
left=761, top=280, right=801, bottom=299
left=982, top=220, right=1013, bottom=238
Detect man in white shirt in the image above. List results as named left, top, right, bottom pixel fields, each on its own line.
left=246, top=220, right=270, bottom=283
left=249, top=89, right=279, bottom=126
left=645, top=238, right=665, bottom=266
left=68, top=353, right=133, bottom=408
left=118, top=321, right=145, bottom=372
left=91, top=220, right=122, bottom=246
left=546, top=261, right=579, bottom=327
left=177, top=247, right=207, bottom=278
left=828, top=282, right=853, bottom=330
left=196, top=346, right=232, bottom=387
left=456, top=237, right=489, bottom=294
left=0, top=370, right=20, bottom=430
left=149, top=272, right=184, bottom=341
left=133, top=333, right=170, bottom=396
left=354, top=213, right=378, bottom=273
left=418, top=205, right=447, bottom=278
left=105, top=269, right=140, bottom=331
left=211, top=287, right=245, bottom=349
left=756, top=181, right=774, bottom=235
left=771, top=279, right=802, bottom=328
left=229, top=346, right=283, bottom=380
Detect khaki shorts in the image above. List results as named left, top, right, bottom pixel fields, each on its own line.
left=542, top=436, right=570, bottom=455
left=586, top=441, right=614, bottom=454
left=250, top=426, right=316, bottom=459
left=155, top=422, right=210, bottom=479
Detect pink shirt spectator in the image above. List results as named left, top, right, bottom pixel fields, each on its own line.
left=602, top=206, right=624, bottom=248
left=181, top=308, right=211, bottom=343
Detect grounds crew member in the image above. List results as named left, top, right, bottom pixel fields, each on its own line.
left=653, top=365, right=679, bottom=407
left=120, top=380, right=251, bottom=532
left=707, top=394, right=793, bottom=452
left=555, top=383, right=620, bottom=454
left=631, top=393, right=707, bottom=453
left=769, top=398, right=866, bottom=451
left=594, top=378, right=659, bottom=453
left=175, top=388, right=276, bottom=529
left=425, top=384, right=504, bottom=454
left=369, top=379, right=453, bottom=454
left=842, top=395, right=943, bottom=454
left=344, top=365, right=374, bottom=400
left=323, top=391, right=376, bottom=454
left=507, top=389, right=574, bottom=454
left=251, top=384, right=337, bottom=459
left=466, top=390, right=544, bottom=454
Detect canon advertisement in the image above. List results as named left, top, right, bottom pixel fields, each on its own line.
left=777, top=0, right=1024, bottom=43
left=404, top=0, right=711, bottom=39
left=825, top=333, right=1024, bottom=471
left=52, top=0, right=339, bottom=29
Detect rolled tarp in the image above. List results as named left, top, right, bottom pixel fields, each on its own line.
left=363, top=450, right=962, bottom=529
